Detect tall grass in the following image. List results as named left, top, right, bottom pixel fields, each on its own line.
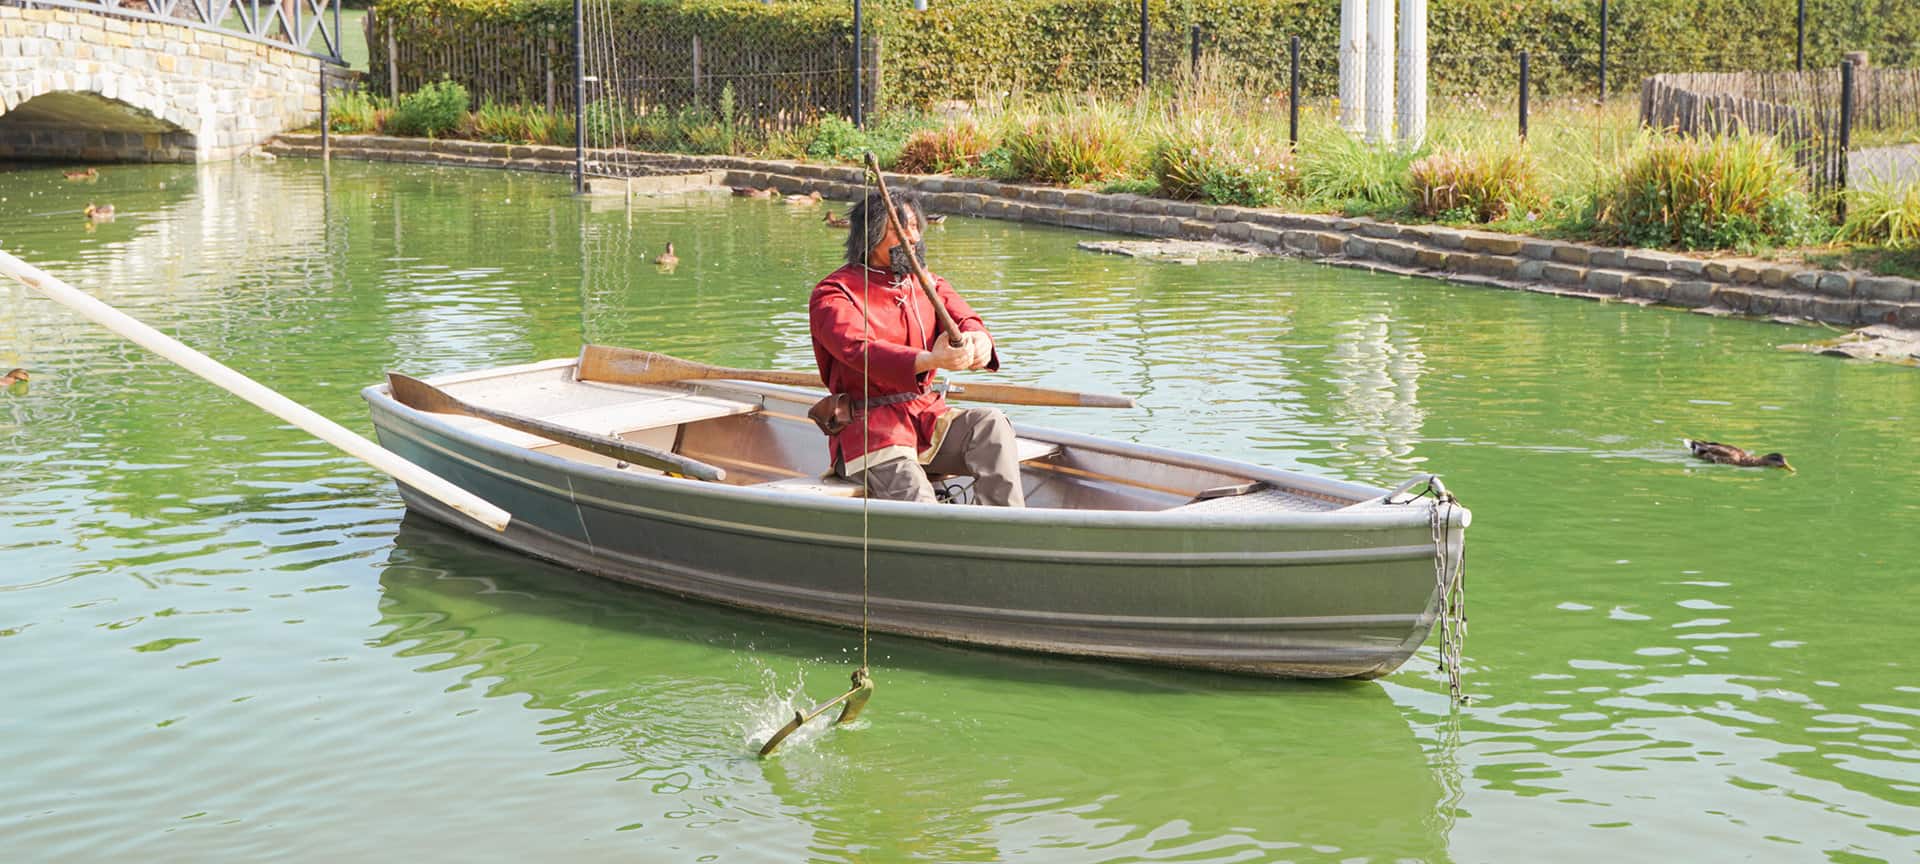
left=990, top=94, right=1151, bottom=185
left=1151, top=116, right=1295, bottom=207
left=894, top=121, right=995, bottom=174
left=1588, top=132, right=1820, bottom=250
left=464, top=100, right=573, bottom=145
left=326, top=90, right=388, bottom=134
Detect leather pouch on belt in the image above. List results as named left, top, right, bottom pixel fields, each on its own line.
left=808, top=393, right=853, bottom=436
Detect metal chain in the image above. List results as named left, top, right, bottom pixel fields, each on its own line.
left=1430, top=489, right=1469, bottom=705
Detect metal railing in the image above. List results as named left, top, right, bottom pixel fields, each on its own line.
left=4, top=0, right=345, bottom=63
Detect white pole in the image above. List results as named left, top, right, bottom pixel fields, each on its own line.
left=1339, top=0, right=1367, bottom=134
left=0, top=250, right=512, bottom=533
left=1366, top=0, right=1395, bottom=143
left=1397, top=0, right=1427, bottom=148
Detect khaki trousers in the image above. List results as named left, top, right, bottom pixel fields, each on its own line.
left=842, top=407, right=1026, bottom=507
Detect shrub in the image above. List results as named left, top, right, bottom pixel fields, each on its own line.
left=388, top=79, right=469, bottom=137
left=805, top=114, right=868, bottom=162
left=894, top=121, right=995, bottom=174
left=1840, top=180, right=1920, bottom=249
left=1588, top=133, right=1820, bottom=250
left=327, top=89, right=388, bottom=134
left=998, top=108, right=1144, bottom=185
left=1151, top=119, right=1295, bottom=207
left=1406, top=145, right=1541, bottom=222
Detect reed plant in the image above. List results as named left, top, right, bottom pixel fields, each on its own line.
left=1587, top=132, right=1820, bottom=250
left=1839, top=179, right=1920, bottom=249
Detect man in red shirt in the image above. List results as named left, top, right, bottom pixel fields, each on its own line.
left=808, top=192, right=1026, bottom=507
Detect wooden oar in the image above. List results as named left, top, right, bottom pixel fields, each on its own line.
left=578, top=345, right=1136, bottom=409
left=864, top=151, right=966, bottom=348
left=386, top=373, right=726, bottom=482
left=0, top=250, right=512, bottom=532
left=759, top=667, right=873, bottom=757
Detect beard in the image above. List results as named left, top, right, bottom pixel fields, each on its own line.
left=890, top=238, right=927, bottom=278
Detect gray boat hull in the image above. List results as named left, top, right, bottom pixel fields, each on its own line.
left=364, top=375, right=1467, bottom=679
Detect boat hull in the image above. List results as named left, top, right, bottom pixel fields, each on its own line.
left=366, top=387, right=1466, bottom=680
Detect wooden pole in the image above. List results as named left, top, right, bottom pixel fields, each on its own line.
left=0, top=251, right=512, bottom=533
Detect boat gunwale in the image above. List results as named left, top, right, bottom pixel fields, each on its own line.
left=360, top=364, right=1466, bottom=533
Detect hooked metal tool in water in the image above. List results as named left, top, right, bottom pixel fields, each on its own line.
left=758, top=667, right=873, bottom=757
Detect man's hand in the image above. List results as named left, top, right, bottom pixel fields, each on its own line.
left=960, top=331, right=993, bottom=370
left=915, top=331, right=993, bottom=373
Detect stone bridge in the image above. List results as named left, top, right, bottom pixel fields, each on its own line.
left=0, top=0, right=343, bottom=162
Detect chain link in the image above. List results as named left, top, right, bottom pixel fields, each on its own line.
left=1430, top=489, right=1469, bottom=705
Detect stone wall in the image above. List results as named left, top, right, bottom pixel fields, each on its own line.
left=267, top=133, right=1920, bottom=335
left=0, top=5, right=324, bottom=162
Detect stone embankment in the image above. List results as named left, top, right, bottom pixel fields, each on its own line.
left=269, top=133, right=1920, bottom=336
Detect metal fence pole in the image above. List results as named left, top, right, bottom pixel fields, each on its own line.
left=1139, top=0, right=1149, bottom=89
left=1190, top=24, right=1200, bottom=74
left=320, top=71, right=329, bottom=163
left=1518, top=50, right=1530, bottom=140
left=573, top=0, right=585, bottom=193
left=1598, top=0, right=1608, bottom=102
left=1838, top=59, right=1853, bottom=221
left=854, top=0, right=864, bottom=127
left=1289, top=36, right=1301, bottom=148
left=1796, top=0, right=1806, bottom=72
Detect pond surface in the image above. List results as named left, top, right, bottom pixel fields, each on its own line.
left=2, top=159, right=1916, bottom=862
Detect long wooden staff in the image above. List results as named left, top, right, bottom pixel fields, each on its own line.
left=0, top=250, right=511, bottom=532
left=863, top=151, right=963, bottom=347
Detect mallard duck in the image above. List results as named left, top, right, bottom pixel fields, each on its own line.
left=1, top=368, right=27, bottom=389
left=63, top=167, right=98, bottom=181
left=784, top=190, right=823, bottom=206
left=653, top=242, right=678, bottom=268
left=1684, top=438, right=1793, bottom=472
left=824, top=210, right=851, bottom=228
left=924, top=213, right=947, bottom=225
left=731, top=186, right=775, bottom=198
left=83, top=203, right=115, bottom=222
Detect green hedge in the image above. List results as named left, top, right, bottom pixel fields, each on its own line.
left=370, top=0, right=1920, bottom=112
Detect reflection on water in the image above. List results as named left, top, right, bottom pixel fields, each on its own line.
left=0, top=157, right=1916, bottom=861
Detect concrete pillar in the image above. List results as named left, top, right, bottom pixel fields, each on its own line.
left=1339, top=0, right=1367, bottom=134
left=1366, top=0, right=1394, bottom=143
left=1397, top=0, right=1426, bottom=148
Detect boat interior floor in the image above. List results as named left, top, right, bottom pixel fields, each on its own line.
left=424, top=361, right=1357, bottom=514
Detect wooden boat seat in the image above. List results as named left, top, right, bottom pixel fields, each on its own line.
left=757, top=438, right=1063, bottom=497
left=442, top=391, right=759, bottom=449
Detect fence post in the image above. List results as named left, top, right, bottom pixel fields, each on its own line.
left=692, top=34, right=702, bottom=104
left=545, top=38, right=555, bottom=113
left=1518, top=50, right=1530, bottom=140
left=1289, top=36, right=1301, bottom=148
left=1139, top=0, right=1149, bottom=89
left=1190, top=24, right=1200, bottom=75
left=1838, top=59, right=1853, bottom=221
left=853, top=0, right=864, bottom=127
left=319, top=69, right=329, bottom=163
left=1796, top=0, right=1806, bottom=72
left=386, top=29, right=398, bottom=101
left=1598, top=0, right=1608, bottom=102
left=573, top=0, right=585, bottom=193
left=872, top=34, right=883, bottom=117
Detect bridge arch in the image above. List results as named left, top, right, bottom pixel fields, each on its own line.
left=0, top=4, right=332, bottom=162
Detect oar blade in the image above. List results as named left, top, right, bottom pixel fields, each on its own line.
left=758, top=710, right=807, bottom=757
left=386, top=372, right=467, bottom=415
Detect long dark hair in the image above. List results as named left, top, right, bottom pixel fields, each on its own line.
left=843, top=190, right=925, bottom=267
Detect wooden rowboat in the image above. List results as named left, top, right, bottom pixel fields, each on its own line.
left=362, top=354, right=1471, bottom=679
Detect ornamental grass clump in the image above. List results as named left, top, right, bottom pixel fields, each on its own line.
left=388, top=79, right=469, bottom=138
left=1151, top=120, right=1296, bottom=207
left=1589, top=133, right=1819, bottom=250
left=1296, top=132, right=1415, bottom=211
left=996, top=102, right=1145, bottom=186
left=463, top=100, right=572, bottom=145
left=893, top=121, right=995, bottom=174
left=1839, top=179, right=1920, bottom=249
left=1405, top=145, right=1541, bottom=222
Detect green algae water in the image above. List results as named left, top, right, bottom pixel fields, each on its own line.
left=2, top=159, right=1916, bottom=862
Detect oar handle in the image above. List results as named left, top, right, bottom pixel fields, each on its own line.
left=864, top=152, right=964, bottom=347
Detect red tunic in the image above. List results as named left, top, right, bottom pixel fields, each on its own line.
left=809, top=263, right=997, bottom=472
